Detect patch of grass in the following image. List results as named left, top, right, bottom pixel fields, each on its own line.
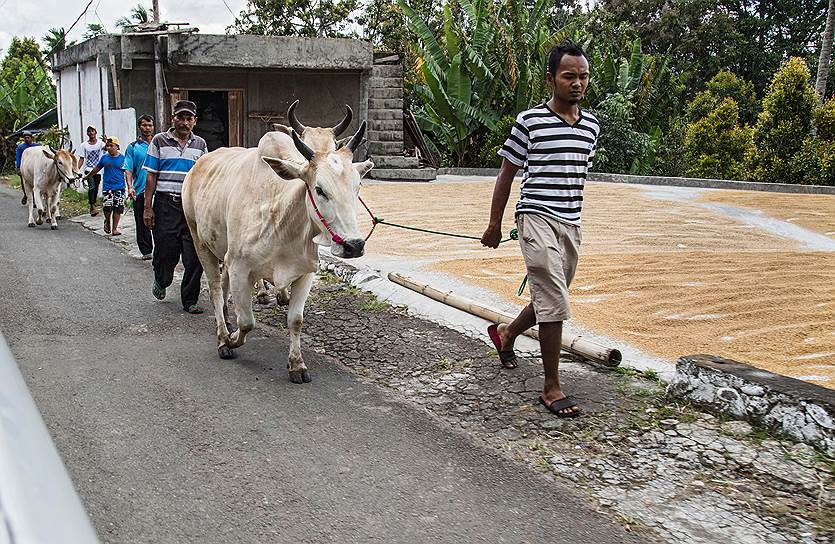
left=3, top=173, right=22, bottom=189
left=3, top=174, right=88, bottom=218
left=354, top=297, right=391, bottom=312
left=316, top=271, right=342, bottom=285
left=430, top=357, right=472, bottom=373
left=614, top=365, right=663, bottom=383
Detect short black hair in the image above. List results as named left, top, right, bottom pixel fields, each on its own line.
left=547, top=40, right=588, bottom=75
left=137, top=114, right=155, bottom=127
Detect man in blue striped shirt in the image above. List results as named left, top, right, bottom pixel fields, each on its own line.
left=482, top=40, right=598, bottom=418
left=143, top=100, right=208, bottom=314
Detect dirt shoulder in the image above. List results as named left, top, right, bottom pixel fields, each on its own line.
left=256, top=277, right=833, bottom=543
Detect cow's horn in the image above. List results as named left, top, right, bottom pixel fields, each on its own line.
left=332, top=105, right=353, bottom=137
left=288, top=100, right=306, bottom=135
left=292, top=130, right=315, bottom=161
left=346, top=121, right=366, bottom=153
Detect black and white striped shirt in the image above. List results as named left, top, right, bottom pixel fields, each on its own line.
left=499, top=104, right=600, bottom=227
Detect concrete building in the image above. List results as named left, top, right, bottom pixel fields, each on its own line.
left=50, top=33, right=434, bottom=180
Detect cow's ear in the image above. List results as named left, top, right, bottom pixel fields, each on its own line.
left=353, top=160, right=374, bottom=178
left=262, top=156, right=306, bottom=181
left=42, top=148, right=55, bottom=160
left=336, top=136, right=351, bottom=148
left=272, top=123, right=292, bottom=135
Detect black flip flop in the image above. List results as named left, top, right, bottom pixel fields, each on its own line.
left=539, top=396, right=581, bottom=418
left=487, top=324, right=518, bottom=369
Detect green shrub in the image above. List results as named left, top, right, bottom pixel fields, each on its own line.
left=478, top=115, right=516, bottom=168
left=748, top=58, right=817, bottom=184
left=652, top=115, right=687, bottom=176
left=588, top=94, right=653, bottom=174
left=705, top=70, right=759, bottom=125
left=684, top=71, right=758, bottom=125
left=814, top=96, right=835, bottom=142
left=791, top=137, right=835, bottom=186
left=684, top=98, right=754, bottom=180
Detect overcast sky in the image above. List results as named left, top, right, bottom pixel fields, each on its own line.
left=1, top=0, right=250, bottom=55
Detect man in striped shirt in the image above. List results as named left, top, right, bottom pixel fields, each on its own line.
left=143, top=100, right=209, bottom=314
left=482, top=40, right=599, bottom=418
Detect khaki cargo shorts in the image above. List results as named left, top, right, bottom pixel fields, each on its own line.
left=517, top=213, right=581, bottom=323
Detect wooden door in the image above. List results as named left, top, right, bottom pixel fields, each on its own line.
left=168, top=89, right=188, bottom=121
left=228, top=90, right=243, bottom=147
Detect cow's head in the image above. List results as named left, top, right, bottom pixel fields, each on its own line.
left=262, top=122, right=373, bottom=259
left=271, top=99, right=354, bottom=153
left=43, top=147, right=83, bottom=188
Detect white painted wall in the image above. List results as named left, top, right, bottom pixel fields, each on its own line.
left=57, top=60, right=136, bottom=153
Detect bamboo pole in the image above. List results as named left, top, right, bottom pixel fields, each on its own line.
left=388, top=272, right=622, bottom=367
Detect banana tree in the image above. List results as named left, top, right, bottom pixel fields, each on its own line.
left=493, top=0, right=576, bottom=115
left=398, top=0, right=500, bottom=166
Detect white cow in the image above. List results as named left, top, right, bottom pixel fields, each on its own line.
left=183, top=109, right=372, bottom=383
left=253, top=99, right=353, bottom=306
left=20, top=146, right=82, bottom=230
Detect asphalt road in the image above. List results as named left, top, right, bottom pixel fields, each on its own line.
left=0, top=185, right=649, bottom=543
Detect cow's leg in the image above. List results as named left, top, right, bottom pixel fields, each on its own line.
left=48, top=191, right=59, bottom=230
left=226, top=265, right=255, bottom=349
left=286, top=272, right=314, bottom=384
left=255, top=279, right=271, bottom=304
left=33, top=188, right=45, bottom=225
left=221, top=264, right=233, bottom=326
left=276, top=286, right=291, bottom=305
left=197, top=248, right=234, bottom=359
left=24, top=182, right=36, bottom=227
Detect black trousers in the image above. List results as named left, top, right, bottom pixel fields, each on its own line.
left=87, top=174, right=101, bottom=206
left=152, top=193, right=203, bottom=309
left=133, top=193, right=154, bottom=256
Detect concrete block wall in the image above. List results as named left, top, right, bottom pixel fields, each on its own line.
left=367, top=64, right=435, bottom=181
left=668, top=354, right=835, bottom=456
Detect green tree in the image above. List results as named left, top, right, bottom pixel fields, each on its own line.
left=357, top=0, right=440, bottom=53
left=398, top=0, right=501, bottom=166
left=228, top=0, right=360, bottom=38
left=685, top=70, right=758, bottom=125
left=599, top=0, right=828, bottom=96
left=83, top=23, right=108, bottom=40
left=749, top=57, right=818, bottom=183
left=115, top=4, right=153, bottom=29
left=42, top=27, right=75, bottom=53
left=492, top=0, right=579, bottom=115
left=684, top=98, right=754, bottom=180
left=1, top=37, right=44, bottom=88
left=0, top=37, right=56, bottom=171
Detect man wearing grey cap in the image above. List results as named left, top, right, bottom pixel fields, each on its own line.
left=16, top=131, right=38, bottom=205
left=143, top=100, right=209, bottom=314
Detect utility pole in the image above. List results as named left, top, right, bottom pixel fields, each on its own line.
left=153, top=0, right=165, bottom=124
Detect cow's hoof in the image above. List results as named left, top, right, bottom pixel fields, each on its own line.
left=27, top=222, right=35, bottom=228
left=288, top=370, right=312, bottom=384
left=50, top=224, right=58, bottom=230
left=35, top=218, right=43, bottom=225
left=218, top=346, right=236, bottom=359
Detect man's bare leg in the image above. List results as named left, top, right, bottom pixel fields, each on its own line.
left=539, top=320, right=578, bottom=416
left=496, top=303, right=536, bottom=352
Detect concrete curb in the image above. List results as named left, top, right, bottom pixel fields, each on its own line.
left=668, top=354, right=835, bottom=456
left=436, top=168, right=835, bottom=194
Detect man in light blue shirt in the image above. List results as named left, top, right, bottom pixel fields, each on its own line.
left=124, top=114, right=155, bottom=259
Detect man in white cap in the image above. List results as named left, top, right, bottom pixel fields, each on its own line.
left=77, top=125, right=105, bottom=216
